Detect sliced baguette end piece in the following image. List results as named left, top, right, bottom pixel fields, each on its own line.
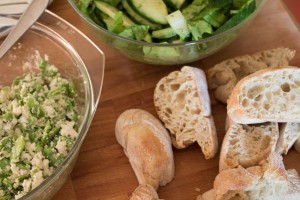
left=130, top=184, right=160, bottom=200
left=115, top=109, right=175, bottom=190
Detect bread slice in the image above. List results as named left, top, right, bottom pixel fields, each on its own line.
left=206, top=48, right=295, bottom=104
left=130, top=184, right=160, bottom=200
left=219, top=122, right=279, bottom=171
left=115, top=109, right=175, bottom=190
left=227, top=66, right=300, bottom=124
left=213, top=153, right=300, bottom=200
left=197, top=189, right=216, bottom=200
left=276, top=122, right=300, bottom=155
left=154, top=66, right=218, bottom=159
left=294, top=137, right=300, bottom=153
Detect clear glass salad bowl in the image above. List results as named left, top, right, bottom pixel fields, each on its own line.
left=68, top=0, right=266, bottom=65
left=0, top=10, right=104, bottom=199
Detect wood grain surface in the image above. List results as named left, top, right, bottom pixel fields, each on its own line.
left=47, top=0, right=300, bottom=199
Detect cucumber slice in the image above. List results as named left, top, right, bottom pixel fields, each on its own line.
left=152, top=35, right=180, bottom=43
left=122, top=0, right=163, bottom=30
left=203, top=9, right=227, bottom=28
left=182, top=0, right=209, bottom=20
left=143, top=33, right=153, bottom=42
left=128, top=0, right=168, bottom=25
left=152, top=27, right=177, bottom=39
left=214, top=0, right=256, bottom=34
left=166, top=10, right=190, bottom=40
left=94, top=1, right=134, bottom=27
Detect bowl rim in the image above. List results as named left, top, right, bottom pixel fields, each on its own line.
left=68, top=0, right=267, bottom=47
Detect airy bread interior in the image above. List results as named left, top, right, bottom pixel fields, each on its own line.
left=220, top=123, right=279, bottom=171
left=228, top=66, right=300, bottom=124
left=154, top=66, right=218, bottom=159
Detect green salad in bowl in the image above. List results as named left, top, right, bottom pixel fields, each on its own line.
left=70, top=0, right=266, bottom=65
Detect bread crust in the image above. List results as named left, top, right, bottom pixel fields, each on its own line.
left=154, top=66, right=218, bottom=159
left=227, top=66, right=300, bottom=124
left=214, top=153, right=295, bottom=200
left=197, top=189, right=216, bottom=200
left=294, top=137, right=300, bottom=153
left=130, top=184, right=160, bottom=200
left=206, top=48, right=295, bottom=104
left=214, top=165, right=263, bottom=200
left=276, top=122, right=300, bottom=155
left=115, top=109, right=175, bottom=190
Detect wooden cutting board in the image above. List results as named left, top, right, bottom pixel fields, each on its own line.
left=48, top=0, right=300, bottom=199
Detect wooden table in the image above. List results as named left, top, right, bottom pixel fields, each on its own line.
left=47, top=0, right=300, bottom=199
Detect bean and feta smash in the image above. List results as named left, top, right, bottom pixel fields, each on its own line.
left=0, top=60, right=79, bottom=199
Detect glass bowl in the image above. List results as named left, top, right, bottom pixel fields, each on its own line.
left=0, top=10, right=104, bottom=199
left=68, top=0, right=266, bottom=65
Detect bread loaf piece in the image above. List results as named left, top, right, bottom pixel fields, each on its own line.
left=206, top=48, right=295, bottom=104
left=115, top=109, right=175, bottom=190
left=219, top=122, right=279, bottom=171
left=276, top=122, right=300, bottom=155
left=197, top=189, right=216, bottom=200
left=294, top=137, right=300, bottom=153
left=227, top=66, right=300, bottom=124
left=205, top=153, right=300, bottom=200
left=130, top=184, right=161, bottom=200
left=154, top=66, right=218, bottom=159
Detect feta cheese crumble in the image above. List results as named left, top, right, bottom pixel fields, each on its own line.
left=0, top=60, right=79, bottom=199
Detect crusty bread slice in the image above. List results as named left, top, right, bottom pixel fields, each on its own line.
left=130, top=184, right=161, bottom=200
left=212, top=153, right=300, bottom=200
left=115, top=109, right=175, bottom=190
left=294, top=137, right=300, bottom=153
left=219, top=122, right=279, bottom=171
left=206, top=47, right=295, bottom=104
left=227, top=66, right=300, bottom=124
left=276, top=122, right=300, bottom=155
left=154, top=66, right=218, bottom=159
left=197, top=189, right=216, bottom=200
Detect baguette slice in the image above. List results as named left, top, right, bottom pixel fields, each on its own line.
left=197, top=189, right=216, bottom=200
left=115, top=109, right=175, bottom=190
left=206, top=48, right=295, bottom=104
left=276, top=122, right=300, bottom=155
left=219, top=122, right=279, bottom=171
left=213, top=153, right=300, bottom=200
left=154, top=66, right=218, bottom=159
left=294, top=136, right=300, bottom=153
left=130, top=184, right=161, bottom=200
left=227, top=66, right=300, bottom=124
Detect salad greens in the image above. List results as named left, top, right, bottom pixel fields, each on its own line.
left=78, top=0, right=256, bottom=43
